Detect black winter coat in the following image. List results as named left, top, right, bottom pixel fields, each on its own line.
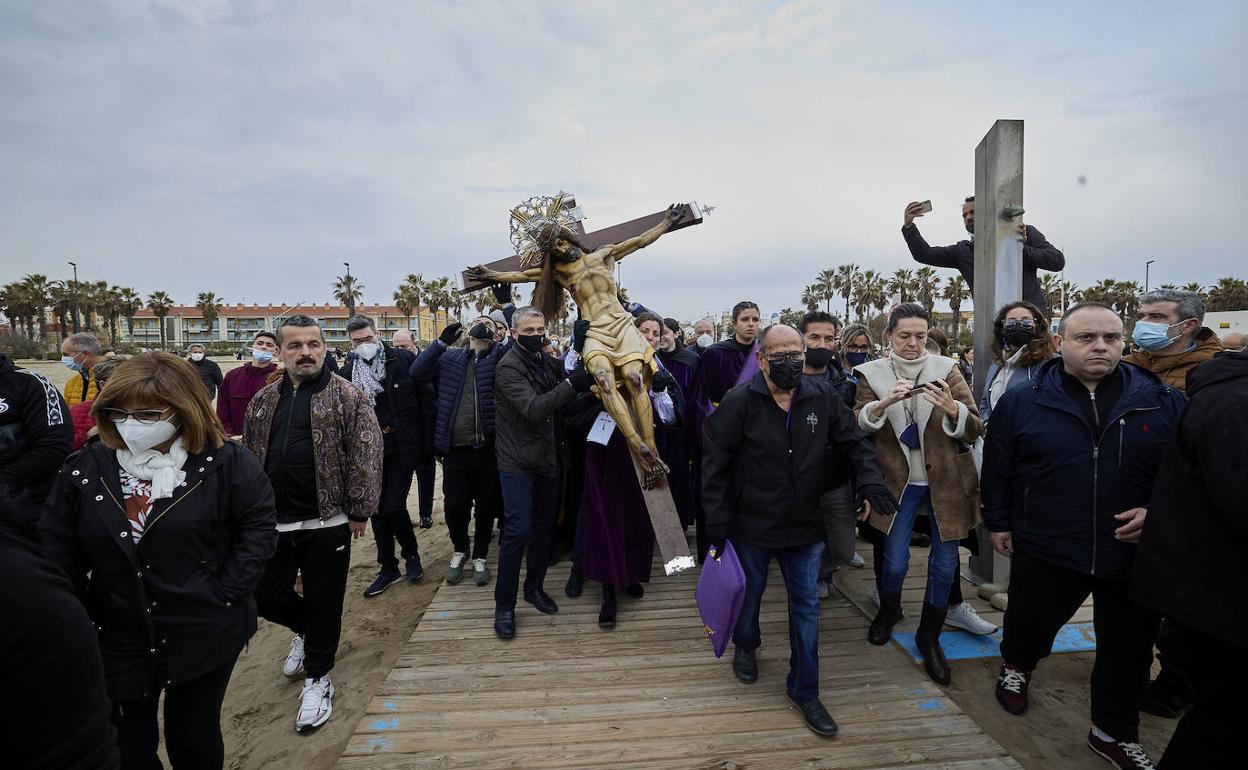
left=189, top=357, right=224, bottom=401
left=410, top=339, right=505, bottom=455
left=493, top=346, right=575, bottom=477
left=341, top=344, right=435, bottom=460
left=981, top=359, right=1186, bottom=579
left=1130, top=351, right=1248, bottom=648
left=40, top=440, right=277, bottom=701
left=702, top=373, right=885, bottom=550
left=0, top=353, right=73, bottom=508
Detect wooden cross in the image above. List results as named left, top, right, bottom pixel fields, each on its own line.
left=459, top=193, right=707, bottom=292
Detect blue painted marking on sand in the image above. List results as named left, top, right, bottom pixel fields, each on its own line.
left=908, top=688, right=928, bottom=696
left=366, top=737, right=390, bottom=752
left=436, top=610, right=449, bottom=619
left=369, top=717, right=399, bottom=731
left=917, top=699, right=945, bottom=712
left=893, top=621, right=1096, bottom=662
left=382, top=701, right=398, bottom=712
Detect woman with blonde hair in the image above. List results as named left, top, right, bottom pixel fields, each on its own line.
left=851, top=303, right=983, bottom=684
left=41, top=352, right=277, bottom=769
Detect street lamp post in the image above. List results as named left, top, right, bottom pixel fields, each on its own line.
left=67, top=261, right=79, bottom=333
left=1145, top=260, right=1156, bottom=291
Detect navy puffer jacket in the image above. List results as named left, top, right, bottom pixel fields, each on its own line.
left=410, top=340, right=505, bottom=455
left=981, top=358, right=1186, bottom=579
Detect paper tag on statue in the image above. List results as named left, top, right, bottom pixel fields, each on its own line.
left=587, top=412, right=616, bottom=445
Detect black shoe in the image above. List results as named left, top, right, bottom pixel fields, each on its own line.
left=598, top=599, right=617, bottom=629
left=788, top=695, right=838, bottom=737
left=419, top=514, right=433, bottom=529
left=915, top=602, right=951, bottom=685
left=624, top=583, right=644, bottom=599
left=1140, top=672, right=1193, bottom=719
left=493, top=607, right=515, bottom=640
left=524, top=590, right=559, bottom=615
left=868, top=591, right=903, bottom=646
left=362, top=568, right=403, bottom=598
left=405, top=559, right=424, bottom=583
left=732, top=647, right=758, bottom=684
left=565, top=565, right=584, bottom=598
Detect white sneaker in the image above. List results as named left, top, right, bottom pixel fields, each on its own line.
left=472, top=558, right=490, bottom=586
left=849, top=551, right=866, bottom=568
left=946, top=602, right=998, bottom=635
left=295, top=676, right=334, bottom=732
left=816, top=578, right=829, bottom=599
left=282, top=635, right=306, bottom=679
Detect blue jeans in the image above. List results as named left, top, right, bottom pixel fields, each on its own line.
left=733, top=540, right=825, bottom=701
left=881, top=484, right=959, bottom=608
left=494, top=472, right=559, bottom=609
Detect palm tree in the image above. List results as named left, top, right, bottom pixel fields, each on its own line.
left=887, top=268, right=916, bottom=303
left=332, top=273, right=365, bottom=317
left=196, top=292, right=223, bottom=340
left=0, top=282, right=33, bottom=339
left=147, top=291, right=176, bottom=348
left=49, top=280, right=74, bottom=339
left=20, top=274, right=51, bottom=341
left=853, top=269, right=885, bottom=322
left=914, top=266, right=942, bottom=310
left=98, top=286, right=124, bottom=346
left=1039, top=274, right=1062, bottom=312
left=815, top=268, right=837, bottom=314
left=1059, top=280, right=1080, bottom=312
left=117, top=287, right=144, bottom=341
left=801, top=284, right=820, bottom=313
left=1080, top=278, right=1119, bottom=308
left=422, top=276, right=453, bottom=333
left=1207, top=277, right=1248, bottom=311
left=832, top=264, right=860, bottom=322
left=940, top=275, right=970, bottom=340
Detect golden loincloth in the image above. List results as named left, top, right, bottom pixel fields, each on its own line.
left=581, top=310, right=659, bottom=376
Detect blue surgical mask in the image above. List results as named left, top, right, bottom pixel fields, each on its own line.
left=251, top=348, right=274, bottom=364
left=61, top=354, right=84, bottom=372
left=846, top=351, right=869, bottom=366
left=1132, top=320, right=1182, bottom=352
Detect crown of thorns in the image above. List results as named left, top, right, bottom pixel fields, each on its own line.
left=510, top=193, right=577, bottom=268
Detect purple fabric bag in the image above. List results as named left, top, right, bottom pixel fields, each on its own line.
left=695, top=541, right=747, bottom=658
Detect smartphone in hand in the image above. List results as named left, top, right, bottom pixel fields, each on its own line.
left=918, top=200, right=933, bottom=214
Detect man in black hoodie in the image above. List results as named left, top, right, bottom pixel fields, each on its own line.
left=1130, top=349, right=1247, bottom=767
left=0, top=352, right=73, bottom=528
left=702, top=323, right=894, bottom=738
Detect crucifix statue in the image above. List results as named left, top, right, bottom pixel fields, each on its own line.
left=463, top=193, right=705, bottom=575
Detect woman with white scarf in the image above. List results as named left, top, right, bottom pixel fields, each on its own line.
left=41, top=352, right=277, bottom=770
left=979, top=300, right=1057, bottom=425
left=851, top=304, right=983, bottom=685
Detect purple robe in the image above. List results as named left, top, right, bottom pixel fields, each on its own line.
left=656, top=347, right=699, bottom=526
left=686, top=338, right=754, bottom=446
left=581, top=421, right=656, bottom=588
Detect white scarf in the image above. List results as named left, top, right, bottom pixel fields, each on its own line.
left=117, top=437, right=188, bottom=501
left=988, top=347, right=1027, bottom=410
left=351, top=351, right=386, bottom=407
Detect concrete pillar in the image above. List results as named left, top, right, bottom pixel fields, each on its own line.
left=968, top=119, right=1024, bottom=587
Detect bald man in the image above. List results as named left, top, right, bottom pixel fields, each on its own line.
left=392, top=330, right=417, bottom=352
left=1222, top=331, right=1246, bottom=352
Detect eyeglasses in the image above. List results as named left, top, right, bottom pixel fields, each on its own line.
left=102, top=407, right=171, bottom=424
left=764, top=352, right=805, bottom=364
left=845, top=344, right=871, bottom=353
left=1003, top=319, right=1036, bottom=332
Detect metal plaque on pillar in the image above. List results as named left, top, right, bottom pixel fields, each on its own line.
left=969, top=119, right=1024, bottom=587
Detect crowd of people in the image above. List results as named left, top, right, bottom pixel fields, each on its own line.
left=1, top=227, right=1244, bottom=769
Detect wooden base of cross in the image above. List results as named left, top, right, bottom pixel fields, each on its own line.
left=630, top=456, right=696, bottom=576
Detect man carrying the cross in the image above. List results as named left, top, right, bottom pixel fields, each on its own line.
left=466, top=196, right=688, bottom=489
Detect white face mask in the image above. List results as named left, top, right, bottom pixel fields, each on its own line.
left=115, top=418, right=178, bottom=455
left=355, top=342, right=380, bottom=361
left=696, top=333, right=713, bottom=349
left=190, top=352, right=205, bottom=362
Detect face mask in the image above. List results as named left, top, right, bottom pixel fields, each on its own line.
left=469, top=322, right=494, bottom=340
left=804, top=348, right=835, bottom=369
left=190, top=352, right=205, bottom=362
left=516, top=334, right=544, bottom=353
left=1002, top=328, right=1035, bottom=348
left=355, top=342, right=380, bottom=361
left=61, top=354, right=84, bottom=372
left=251, top=348, right=274, bottom=364
left=696, top=333, right=713, bottom=349
left=115, top=418, right=178, bottom=455
left=766, top=359, right=803, bottom=390
left=845, top=351, right=869, bottom=366
left=1132, top=320, right=1182, bottom=352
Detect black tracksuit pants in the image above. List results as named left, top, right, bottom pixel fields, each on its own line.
left=1000, top=551, right=1160, bottom=742
left=371, top=449, right=421, bottom=570
left=442, top=446, right=502, bottom=559
left=111, top=658, right=237, bottom=770
left=256, top=523, right=351, bottom=679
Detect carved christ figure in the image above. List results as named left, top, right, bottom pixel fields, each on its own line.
left=466, top=199, right=689, bottom=488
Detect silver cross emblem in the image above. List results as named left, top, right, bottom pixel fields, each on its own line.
left=806, top=412, right=819, bottom=433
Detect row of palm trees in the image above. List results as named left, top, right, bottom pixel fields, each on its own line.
left=0, top=274, right=188, bottom=347
left=786, top=265, right=1248, bottom=337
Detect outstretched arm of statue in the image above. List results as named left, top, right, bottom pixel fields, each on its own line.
left=610, top=203, right=688, bottom=262
left=465, top=264, right=542, bottom=284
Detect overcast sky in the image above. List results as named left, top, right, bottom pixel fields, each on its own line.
left=1, top=1, right=1244, bottom=322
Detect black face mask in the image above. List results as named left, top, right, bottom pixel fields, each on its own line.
left=469, top=322, right=494, bottom=340
left=516, top=334, right=544, bottom=353
left=804, top=348, right=835, bottom=369
left=1003, top=328, right=1035, bottom=348
left=766, top=359, right=803, bottom=390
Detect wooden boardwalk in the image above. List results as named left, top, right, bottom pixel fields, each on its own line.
left=336, top=545, right=1022, bottom=770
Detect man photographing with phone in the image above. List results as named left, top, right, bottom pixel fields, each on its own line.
left=901, top=196, right=1065, bottom=315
